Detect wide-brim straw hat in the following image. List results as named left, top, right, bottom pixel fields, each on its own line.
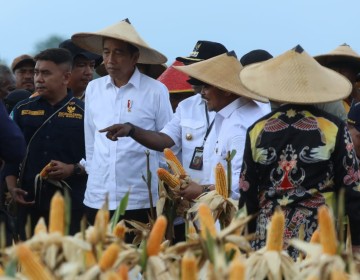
left=240, top=45, right=352, bottom=104
left=71, top=19, right=167, bottom=64
left=314, top=43, right=360, bottom=71
left=158, top=61, right=194, bottom=94
left=173, top=52, right=269, bottom=103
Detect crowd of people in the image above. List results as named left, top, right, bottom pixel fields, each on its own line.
left=1, top=18, right=360, bottom=257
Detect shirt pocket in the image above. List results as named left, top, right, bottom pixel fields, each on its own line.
left=180, top=119, right=206, bottom=148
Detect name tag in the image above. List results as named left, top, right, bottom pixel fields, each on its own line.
left=21, top=110, right=45, bottom=116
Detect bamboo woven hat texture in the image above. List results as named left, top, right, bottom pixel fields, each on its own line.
left=239, top=45, right=352, bottom=104
left=314, top=43, right=360, bottom=71
left=173, top=51, right=269, bottom=103
left=71, top=18, right=167, bottom=64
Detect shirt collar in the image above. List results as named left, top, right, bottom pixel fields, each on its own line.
left=105, top=67, right=141, bottom=90
left=217, top=96, right=250, bottom=118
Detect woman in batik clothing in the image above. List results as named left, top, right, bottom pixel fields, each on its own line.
left=238, top=45, right=360, bottom=259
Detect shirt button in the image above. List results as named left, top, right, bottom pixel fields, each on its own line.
left=48, top=120, right=52, bottom=124
left=44, top=151, right=48, bottom=155
left=46, top=136, right=50, bottom=139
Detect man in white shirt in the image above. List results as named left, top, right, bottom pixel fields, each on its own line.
left=100, top=41, right=228, bottom=185
left=71, top=19, right=173, bottom=234
left=173, top=51, right=271, bottom=201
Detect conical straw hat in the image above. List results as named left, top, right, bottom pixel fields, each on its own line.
left=314, top=43, right=360, bottom=70
left=71, top=19, right=167, bottom=64
left=239, top=45, right=352, bottom=104
left=173, top=51, right=269, bottom=103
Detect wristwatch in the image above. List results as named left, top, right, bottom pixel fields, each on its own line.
left=73, top=163, right=83, bottom=175
left=125, top=122, right=136, bottom=137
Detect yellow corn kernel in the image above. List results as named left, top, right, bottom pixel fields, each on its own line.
left=117, top=263, right=129, bottom=280
left=39, top=162, right=52, bottom=179
left=229, top=258, right=245, bottom=280
left=49, top=191, right=64, bottom=235
left=310, top=229, right=320, bottom=243
left=306, top=277, right=319, bottom=280
left=318, top=206, right=337, bottom=255
left=181, top=251, right=197, bottom=280
left=113, top=220, right=127, bottom=240
left=198, top=203, right=217, bottom=240
left=266, top=208, right=285, bottom=251
left=34, top=217, right=47, bottom=235
left=164, top=148, right=186, bottom=176
left=16, top=243, right=53, bottom=280
left=98, top=243, right=121, bottom=272
left=146, top=215, right=168, bottom=256
left=215, top=163, right=228, bottom=198
left=157, top=168, right=180, bottom=188
left=84, top=250, right=97, bottom=269
left=0, top=265, right=4, bottom=276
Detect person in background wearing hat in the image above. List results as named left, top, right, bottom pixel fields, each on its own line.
left=71, top=19, right=173, bottom=239
left=0, top=65, right=15, bottom=100
left=59, top=39, right=102, bottom=101
left=315, top=43, right=360, bottom=112
left=11, top=54, right=35, bottom=93
left=239, top=45, right=360, bottom=258
left=347, top=102, right=360, bottom=159
left=3, top=48, right=87, bottom=238
left=157, top=60, right=195, bottom=112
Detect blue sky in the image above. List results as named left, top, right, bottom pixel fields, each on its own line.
left=1, top=0, right=359, bottom=66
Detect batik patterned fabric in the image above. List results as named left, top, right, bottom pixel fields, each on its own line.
left=239, top=104, right=360, bottom=259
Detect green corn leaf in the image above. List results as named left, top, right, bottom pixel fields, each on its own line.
left=110, top=191, right=130, bottom=231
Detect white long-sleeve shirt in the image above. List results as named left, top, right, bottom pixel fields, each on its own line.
left=210, top=97, right=271, bottom=200
left=161, top=94, right=216, bottom=184
left=84, top=68, right=173, bottom=210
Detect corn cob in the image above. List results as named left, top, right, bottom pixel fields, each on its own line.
left=15, top=243, right=54, bottom=280
left=198, top=203, right=217, bottom=240
left=113, top=220, right=127, bottom=240
left=99, top=243, right=121, bottom=272
left=84, top=250, right=97, bottom=268
left=181, top=251, right=197, bottom=280
left=164, top=148, right=186, bottom=176
left=117, top=263, right=129, bottom=280
left=39, top=162, right=52, bottom=179
left=228, top=258, right=245, bottom=280
left=94, top=204, right=110, bottom=241
left=146, top=215, right=168, bottom=256
left=49, top=191, right=64, bottom=235
left=157, top=168, right=180, bottom=188
left=34, top=217, right=47, bottom=235
left=266, top=207, right=285, bottom=251
left=215, top=163, right=228, bottom=198
left=318, top=205, right=337, bottom=255
left=310, top=229, right=320, bottom=243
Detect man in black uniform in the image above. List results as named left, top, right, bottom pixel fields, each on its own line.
left=4, top=48, right=87, bottom=238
